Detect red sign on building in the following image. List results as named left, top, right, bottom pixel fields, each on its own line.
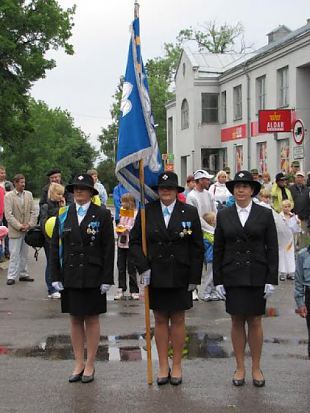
left=258, top=110, right=292, bottom=133
left=221, top=124, right=247, bottom=142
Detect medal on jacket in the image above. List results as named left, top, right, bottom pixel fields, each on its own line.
left=181, top=221, right=188, bottom=235
left=87, top=220, right=100, bottom=237
left=187, top=221, right=192, bottom=235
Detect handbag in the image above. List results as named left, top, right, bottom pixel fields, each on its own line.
left=24, top=225, right=45, bottom=260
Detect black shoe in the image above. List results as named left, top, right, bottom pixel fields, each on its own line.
left=6, top=279, right=15, bottom=285
left=19, top=277, right=34, bottom=282
left=232, top=377, right=245, bottom=386
left=156, top=368, right=171, bottom=386
left=69, top=369, right=84, bottom=383
left=253, top=371, right=265, bottom=387
left=170, top=376, right=182, bottom=386
left=81, top=369, right=95, bottom=383
left=232, top=371, right=245, bottom=386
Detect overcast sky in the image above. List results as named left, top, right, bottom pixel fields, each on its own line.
left=31, top=0, right=310, bottom=152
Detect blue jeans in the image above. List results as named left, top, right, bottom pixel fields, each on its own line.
left=44, top=242, right=56, bottom=295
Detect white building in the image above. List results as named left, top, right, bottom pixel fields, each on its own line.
left=166, top=21, right=310, bottom=184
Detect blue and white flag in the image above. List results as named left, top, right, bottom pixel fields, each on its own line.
left=115, top=6, right=162, bottom=202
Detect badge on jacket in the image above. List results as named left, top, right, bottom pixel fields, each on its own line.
left=87, top=220, right=100, bottom=236
left=180, top=221, right=192, bottom=238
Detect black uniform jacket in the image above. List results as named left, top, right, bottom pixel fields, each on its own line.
left=50, top=203, right=114, bottom=289
left=213, top=202, right=279, bottom=287
left=129, top=199, right=204, bottom=289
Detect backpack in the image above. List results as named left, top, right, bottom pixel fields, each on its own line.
left=24, top=225, right=45, bottom=260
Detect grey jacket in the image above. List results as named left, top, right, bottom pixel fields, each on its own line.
left=295, top=247, right=310, bottom=307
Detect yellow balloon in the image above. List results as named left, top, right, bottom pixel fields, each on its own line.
left=92, top=195, right=101, bottom=206
left=45, top=216, right=56, bottom=238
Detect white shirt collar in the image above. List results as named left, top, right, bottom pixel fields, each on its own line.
left=236, top=201, right=253, bottom=213
left=75, top=201, right=91, bottom=212
left=160, top=199, right=176, bottom=214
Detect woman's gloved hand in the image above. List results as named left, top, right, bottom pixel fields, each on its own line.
left=100, top=284, right=112, bottom=295
left=263, top=284, right=275, bottom=299
left=140, top=270, right=151, bottom=286
left=215, top=285, right=226, bottom=300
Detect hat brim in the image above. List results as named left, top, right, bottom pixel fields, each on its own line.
left=152, top=184, right=185, bottom=193
left=226, top=180, right=261, bottom=197
left=66, top=183, right=99, bottom=196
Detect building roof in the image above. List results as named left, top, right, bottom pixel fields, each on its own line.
left=181, top=20, right=310, bottom=78
left=184, top=48, right=256, bottom=74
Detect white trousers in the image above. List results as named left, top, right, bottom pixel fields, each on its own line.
left=200, top=263, right=215, bottom=297
left=7, top=236, right=29, bottom=280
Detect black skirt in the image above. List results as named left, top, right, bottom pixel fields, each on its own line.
left=149, top=286, right=193, bottom=313
left=61, top=288, right=107, bottom=316
left=225, top=286, right=266, bottom=316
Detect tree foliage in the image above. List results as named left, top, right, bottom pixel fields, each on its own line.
left=2, top=99, right=96, bottom=196
left=0, top=0, right=75, bottom=144
left=177, top=20, right=245, bottom=53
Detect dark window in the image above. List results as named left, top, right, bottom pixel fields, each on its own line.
left=201, top=93, right=219, bottom=123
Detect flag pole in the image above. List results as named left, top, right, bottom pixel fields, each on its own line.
left=139, top=159, right=153, bottom=385
left=134, top=1, right=153, bottom=385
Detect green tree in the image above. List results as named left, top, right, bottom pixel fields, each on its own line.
left=0, top=0, right=75, bottom=144
left=2, top=99, right=96, bottom=196
left=177, top=20, right=245, bottom=53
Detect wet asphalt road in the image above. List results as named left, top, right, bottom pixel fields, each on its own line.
left=0, top=247, right=309, bottom=413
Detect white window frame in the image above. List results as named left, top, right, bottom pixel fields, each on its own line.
left=256, top=76, right=266, bottom=113
left=233, top=85, right=242, bottom=120
left=220, top=91, right=227, bottom=124
left=278, top=66, right=289, bottom=107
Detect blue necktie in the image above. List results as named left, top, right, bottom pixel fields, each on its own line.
left=78, top=206, right=87, bottom=217
left=163, top=207, right=170, bottom=217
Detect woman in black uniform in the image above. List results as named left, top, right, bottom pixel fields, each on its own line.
left=50, top=174, right=114, bottom=383
left=130, top=172, right=204, bottom=385
left=213, top=171, right=278, bottom=387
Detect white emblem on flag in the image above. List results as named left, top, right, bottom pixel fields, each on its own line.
left=162, top=174, right=168, bottom=180
left=120, top=82, right=133, bottom=117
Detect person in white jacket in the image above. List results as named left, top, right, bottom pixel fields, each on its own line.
left=209, top=170, right=231, bottom=209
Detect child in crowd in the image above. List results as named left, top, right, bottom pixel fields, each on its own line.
left=115, top=193, right=139, bottom=300
left=279, top=199, right=301, bottom=281
left=40, top=182, right=66, bottom=298
left=200, top=212, right=220, bottom=301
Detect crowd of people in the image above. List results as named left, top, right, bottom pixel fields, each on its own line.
left=1, top=161, right=309, bottom=386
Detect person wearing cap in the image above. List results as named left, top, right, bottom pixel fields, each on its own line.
left=223, top=166, right=231, bottom=181
left=130, top=171, right=204, bottom=385
left=39, top=168, right=73, bottom=208
left=250, top=169, right=260, bottom=183
left=49, top=173, right=115, bottom=383
left=187, top=169, right=217, bottom=300
left=186, top=169, right=216, bottom=230
left=213, top=170, right=278, bottom=387
left=286, top=160, right=300, bottom=185
left=290, top=171, right=310, bottom=249
left=271, top=172, right=294, bottom=213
